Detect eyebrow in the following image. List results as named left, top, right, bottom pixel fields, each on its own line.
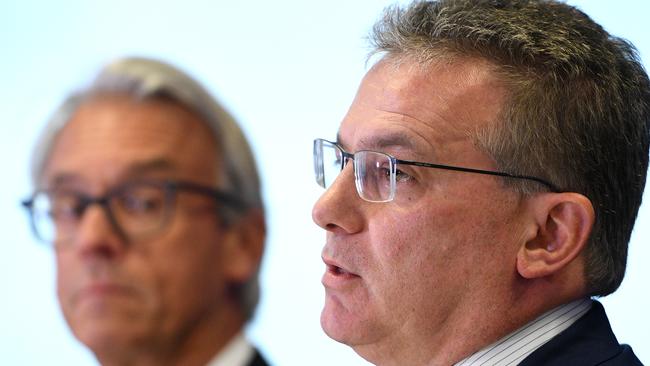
left=44, top=158, right=177, bottom=189
left=122, top=158, right=176, bottom=177
left=45, top=173, right=83, bottom=189
left=336, top=131, right=418, bottom=153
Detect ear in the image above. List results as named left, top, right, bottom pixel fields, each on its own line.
left=221, top=208, right=266, bottom=283
left=517, top=193, right=594, bottom=279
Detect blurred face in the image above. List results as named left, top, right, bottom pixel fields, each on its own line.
left=42, top=95, right=239, bottom=359
left=312, top=59, right=528, bottom=361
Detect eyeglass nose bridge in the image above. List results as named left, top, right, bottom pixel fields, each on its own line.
left=340, top=151, right=354, bottom=168
left=318, top=148, right=360, bottom=201
left=341, top=152, right=366, bottom=200
left=339, top=151, right=356, bottom=178
left=73, top=195, right=129, bottom=243
left=324, top=150, right=355, bottom=191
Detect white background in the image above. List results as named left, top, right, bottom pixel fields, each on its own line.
left=1, top=1, right=648, bottom=365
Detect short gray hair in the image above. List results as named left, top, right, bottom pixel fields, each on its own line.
left=369, top=0, right=650, bottom=296
left=31, top=56, right=265, bottom=320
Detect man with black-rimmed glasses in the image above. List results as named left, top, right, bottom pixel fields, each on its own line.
left=22, top=57, right=269, bottom=366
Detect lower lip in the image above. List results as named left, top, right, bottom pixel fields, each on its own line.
left=322, top=266, right=361, bottom=289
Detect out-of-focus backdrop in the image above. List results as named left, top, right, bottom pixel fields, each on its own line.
left=1, top=1, right=648, bottom=365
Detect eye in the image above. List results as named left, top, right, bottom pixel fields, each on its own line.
left=394, top=168, right=414, bottom=183
left=114, top=185, right=166, bottom=216
left=376, top=164, right=393, bottom=181
left=123, top=195, right=162, bottom=213
left=48, top=192, right=85, bottom=222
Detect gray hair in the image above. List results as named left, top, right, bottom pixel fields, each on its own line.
left=31, top=56, right=264, bottom=320
left=369, top=0, right=650, bottom=296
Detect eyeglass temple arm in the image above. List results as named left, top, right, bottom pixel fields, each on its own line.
left=170, top=181, right=248, bottom=211
left=399, top=160, right=560, bottom=192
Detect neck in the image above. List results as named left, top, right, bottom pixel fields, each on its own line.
left=95, top=304, right=246, bottom=366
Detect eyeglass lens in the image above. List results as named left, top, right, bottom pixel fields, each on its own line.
left=28, top=183, right=171, bottom=245
left=314, top=139, right=396, bottom=202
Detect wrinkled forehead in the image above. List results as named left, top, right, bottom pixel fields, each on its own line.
left=38, top=94, right=221, bottom=189
left=336, top=57, right=508, bottom=158
left=32, top=92, right=217, bottom=181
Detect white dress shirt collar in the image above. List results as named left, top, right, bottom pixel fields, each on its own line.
left=205, top=332, right=255, bottom=366
left=455, top=298, right=592, bottom=366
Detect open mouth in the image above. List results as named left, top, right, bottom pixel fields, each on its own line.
left=327, top=264, right=358, bottom=278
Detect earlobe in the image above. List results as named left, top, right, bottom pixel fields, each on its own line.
left=517, top=193, right=594, bottom=279
left=222, top=209, right=266, bottom=282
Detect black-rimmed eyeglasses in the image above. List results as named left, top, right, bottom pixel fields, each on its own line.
left=313, top=138, right=559, bottom=202
left=21, top=180, right=245, bottom=246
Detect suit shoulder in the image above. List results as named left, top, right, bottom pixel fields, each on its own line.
left=598, top=344, right=643, bottom=366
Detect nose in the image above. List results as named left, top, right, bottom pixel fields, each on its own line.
left=312, top=163, right=364, bottom=235
left=67, top=203, right=127, bottom=259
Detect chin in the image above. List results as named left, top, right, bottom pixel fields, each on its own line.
left=321, top=304, right=390, bottom=366
left=66, top=303, right=153, bottom=353
left=74, top=320, right=152, bottom=356
left=321, top=294, right=368, bottom=346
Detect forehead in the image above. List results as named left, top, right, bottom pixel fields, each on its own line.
left=41, top=94, right=220, bottom=187
left=339, top=58, right=506, bottom=158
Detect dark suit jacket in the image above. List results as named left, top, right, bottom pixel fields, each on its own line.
left=248, top=349, right=270, bottom=366
left=519, top=301, right=642, bottom=365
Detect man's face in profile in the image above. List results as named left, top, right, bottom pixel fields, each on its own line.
left=40, top=95, right=242, bottom=356
left=312, top=59, right=529, bottom=359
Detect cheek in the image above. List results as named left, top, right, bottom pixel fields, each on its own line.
left=55, top=253, right=77, bottom=311
left=366, top=199, right=490, bottom=283
left=368, top=206, right=450, bottom=264
left=364, top=209, right=440, bottom=299
left=146, top=220, right=226, bottom=322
